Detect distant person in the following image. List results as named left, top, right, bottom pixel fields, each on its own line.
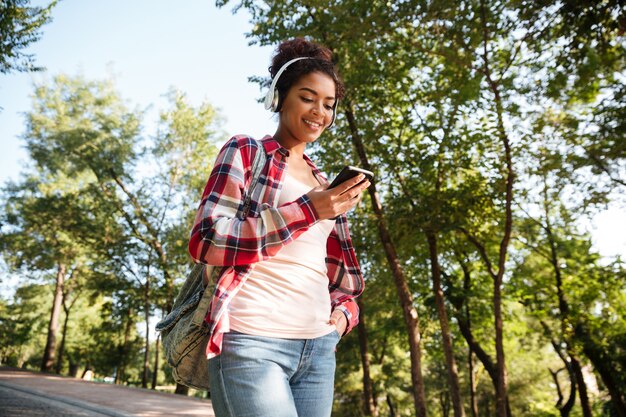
left=188, top=37, right=368, bottom=417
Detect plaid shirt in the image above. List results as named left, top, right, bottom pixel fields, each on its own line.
left=189, top=134, right=365, bottom=358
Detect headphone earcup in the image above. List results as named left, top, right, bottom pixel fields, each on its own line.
left=270, top=88, right=280, bottom=112
left=264, top=88, right=274, bottom=111
left=264, top=88, right=280, bottom=112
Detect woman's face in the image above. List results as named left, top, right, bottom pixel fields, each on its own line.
left=276, top=71, right=336, bottom=148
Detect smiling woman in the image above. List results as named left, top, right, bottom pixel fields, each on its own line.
left=186, top=38, right=369, bottom=417
left=275, top=72, right=337, bottom=150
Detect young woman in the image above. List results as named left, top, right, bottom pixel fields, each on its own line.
left=188, top=38, right=369, bottom=417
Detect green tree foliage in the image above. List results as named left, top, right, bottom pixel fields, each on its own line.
left=216, top=0, right=625, bottom=416
left=0, top=0, right=57, bottom=73
left=0, top=1, right=624, bottom=414
left=513, top=141, right=626, bottom=415
left=0, top=73, right=223, bottom=391
left=0, top=283, right=51, bottom=368
left=0, top=169, right=106, bottom=371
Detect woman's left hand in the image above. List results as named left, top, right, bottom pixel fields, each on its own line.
left=329, top=310, right=347, bottom=337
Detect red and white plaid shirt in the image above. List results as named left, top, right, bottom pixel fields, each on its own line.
left=189, top=134, right=365, bottom=358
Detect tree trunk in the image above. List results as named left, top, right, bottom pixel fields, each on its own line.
left=426, top=232, right=466, bottom=417
left=346, top=105, right=428, bottom=417
left=464, top=270, right=479, bottom=417
left=549, top=368, right=565, bottom=411
left=456, top=311, right=513, bottom=417
left=469, top=350, right=479, bottom=417
left=116, top=308, right=134, bottom=385
left=356, top=298, right=378, bottom=417
left=55, top=305, right=71, bottom=374
left=42, top=263, right=65, bottom=372
left=152, top=335, right=160, bottom=390
left=492, top=279, right=507, bottom=417
left=69, top=360, right=79, bottom=378
left=440, top=391, right=451, bottom=417
left=387, top=394, right=397, bottom=417
left=453, top=260, right=511, bottom=417
left=142, top=299, right=150, bottom=389
left=142, top=261, right=153, bottom=390
left=569, top=354, right=592, bottom=417
left=56, top=288, right=81, bottom=376
left=456, top=315, right=496, bottom=381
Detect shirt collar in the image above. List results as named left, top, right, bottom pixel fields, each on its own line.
left=260, top=135, right=289, bottom=157
left=259, top=134, right=327, bottom=182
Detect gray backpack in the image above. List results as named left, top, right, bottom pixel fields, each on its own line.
left=156, top=141, right=266, bottom=391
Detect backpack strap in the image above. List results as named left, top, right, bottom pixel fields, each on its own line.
left=241, top=140, right=267, bottom=218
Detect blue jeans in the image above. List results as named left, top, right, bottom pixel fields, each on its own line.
left=208, top=330, right=340, bottom=417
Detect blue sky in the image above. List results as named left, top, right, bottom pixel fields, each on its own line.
left=0, top=0, right=277, bottom=185
left=0, top=0, right=624, bottom=277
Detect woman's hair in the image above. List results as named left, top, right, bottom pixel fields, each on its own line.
left=269, top=38, right=345, bottom=111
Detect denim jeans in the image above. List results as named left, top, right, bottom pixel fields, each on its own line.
left=208, top=330, right=340, bottom=417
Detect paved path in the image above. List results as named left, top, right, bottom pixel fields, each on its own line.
left=0, top=383, right=112, bottom=417
left=0, top=367, right=215, bottom=417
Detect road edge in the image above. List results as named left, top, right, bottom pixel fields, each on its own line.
left=0, top=380, right=134, bottom=417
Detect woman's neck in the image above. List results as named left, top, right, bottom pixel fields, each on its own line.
left=273, top=131, right=307, bottom=159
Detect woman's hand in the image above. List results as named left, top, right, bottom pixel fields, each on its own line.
left=306, top=174, right=371, bottom=220
left=329, top=310, right=348, bottom=337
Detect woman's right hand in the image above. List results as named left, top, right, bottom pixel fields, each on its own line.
left=306, top=174, right=371, bottom=220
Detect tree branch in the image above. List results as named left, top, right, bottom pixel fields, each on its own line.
left=457, top=227, right=497, bottom=279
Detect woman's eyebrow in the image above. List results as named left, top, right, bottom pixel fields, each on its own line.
left=299, top=87, right=335, bottom=101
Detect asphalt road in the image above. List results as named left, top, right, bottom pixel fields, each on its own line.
left=0, top=384, right=112, bottom=417
left=0, top=366, right=214, bottom=416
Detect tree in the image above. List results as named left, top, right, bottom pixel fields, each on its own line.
left=513, top=143, right=626, bottom=416
left=5, top=73, right=223, bottom=391
left=0, top=283, right=51, bottom=368
left=0, top=175, right=101, bottom=372
left=0, top=0, right=57, bottom=74
left=2, top=1, right=623, bottom=412
left=217, top=1, right=624, bottom=416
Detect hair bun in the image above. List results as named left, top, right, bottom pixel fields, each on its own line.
left=268, top=37, right=345, bottom=105
left=270, top=38, right=333, bottom=78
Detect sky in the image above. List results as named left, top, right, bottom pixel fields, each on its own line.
left=0, top=0, right=278, bottom=186
left=0, top=0, right=624, bottom=298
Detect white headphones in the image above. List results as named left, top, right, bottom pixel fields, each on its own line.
left=264, top=56, right=338, bottom=127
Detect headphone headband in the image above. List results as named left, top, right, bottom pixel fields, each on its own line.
left=264, top=57, right=311, bottom=111
left=264, top=56, right=338, bottom=127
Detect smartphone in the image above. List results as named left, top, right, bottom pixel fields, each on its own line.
left=328, top=166, right=374, bottom=189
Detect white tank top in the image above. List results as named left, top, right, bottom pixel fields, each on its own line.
left=228, top=169, right=336, bottom=338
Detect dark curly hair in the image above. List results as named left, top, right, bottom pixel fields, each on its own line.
left=269, top=38, right=345, bottom=111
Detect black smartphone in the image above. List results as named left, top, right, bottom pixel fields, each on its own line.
left=328, top=166, right=374, bottom=189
